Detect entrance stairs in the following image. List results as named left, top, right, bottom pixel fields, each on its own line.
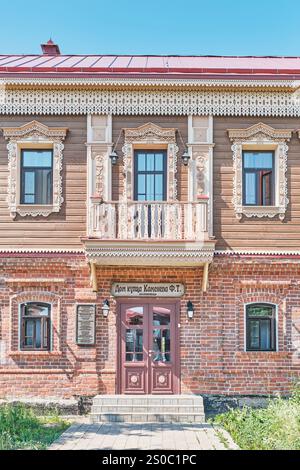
left=90, top=395, right=205, bottom=423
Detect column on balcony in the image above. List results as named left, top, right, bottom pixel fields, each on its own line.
left=188, top=116, right=214, bottom=239
left=87, top=115, right=114, bottom=238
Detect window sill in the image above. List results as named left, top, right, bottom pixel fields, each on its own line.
left=236, top=351, right=289, bottom=357
left=236, top=205, right=285, bottom=221
left=9, top=351, right=62, bottom=357
left=11, top=204, right=58, bottom=219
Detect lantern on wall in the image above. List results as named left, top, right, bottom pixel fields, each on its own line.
left=187, top=301, right=194, bottom=319
left=102, top=299, right=110, bottom=317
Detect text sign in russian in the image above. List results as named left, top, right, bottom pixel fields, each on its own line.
left=111, top=283, right=185, bottom=297
left=76, top=304, right=96, bottom=346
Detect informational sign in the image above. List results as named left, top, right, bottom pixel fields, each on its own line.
left=111, top=283, right=185, bottom=297
left=76, top=304, right=96, bottom=346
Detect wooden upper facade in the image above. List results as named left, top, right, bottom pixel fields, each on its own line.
left=1, top=43, right=300, bottom=261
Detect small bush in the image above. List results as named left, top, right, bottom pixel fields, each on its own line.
left=213, top=385, right=300, bottom=450
left=0, top=404, right=69, bottom=450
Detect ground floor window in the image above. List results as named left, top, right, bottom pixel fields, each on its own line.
left=20, top=302, right=51, bottom=351
left=246, top=303, right=276, bottom=351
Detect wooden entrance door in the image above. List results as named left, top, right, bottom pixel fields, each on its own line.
left=119, top=300, right=179, bottom=394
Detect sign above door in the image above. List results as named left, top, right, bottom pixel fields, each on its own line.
left=111, top=282, right=185, bottom=297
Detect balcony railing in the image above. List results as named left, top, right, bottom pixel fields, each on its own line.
left=89, top=199, right=209, bottom=241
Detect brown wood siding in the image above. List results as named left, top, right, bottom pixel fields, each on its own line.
left=112, top=116, right=188, bottom=201
left=214, top=116, right=300, bottom=250
left=0, top=115, right=87, bottom=248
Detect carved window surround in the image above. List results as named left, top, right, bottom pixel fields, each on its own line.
left=228, top=123, right=293, bottom=221
left=1, top=120, right=68, bottom=218
left=122, top=123, right=178, bottom=201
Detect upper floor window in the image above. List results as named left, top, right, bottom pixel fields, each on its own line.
left=1, top=120, right=67, bottom=218
left=243, top=151, right=274, bottom=206
left=246, top=303, right=276, bottom=352
left=228, top=123, right=292, bottom=221
left=20, top=302, right=51, bottom=351
left=134, top=150, right=167, bottom=201
left=21, top=149, right=53, bottom=205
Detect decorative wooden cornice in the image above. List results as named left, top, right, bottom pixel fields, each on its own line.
left=228, top=122, right=293, bottom=142
left=1, top=87, right=300, bottom=117
left=1, top=120, right=68, bottom=140
left=123, top=122, right=177, bottom=143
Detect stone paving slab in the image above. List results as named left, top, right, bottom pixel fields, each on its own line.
left=49, top=422, right=238, bottom=450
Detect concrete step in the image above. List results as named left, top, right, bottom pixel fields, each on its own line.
left=90, top=395, right=205, bottom=423
left=90, top=412, right=205, bottom=424
left=91, top=404, right=202, bottom=414
left=92, top=395, right=204, bottom=406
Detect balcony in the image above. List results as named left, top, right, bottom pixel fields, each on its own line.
left=89, top=199, right=209, bottom=241
left=83, top=197, right=216, bottom=267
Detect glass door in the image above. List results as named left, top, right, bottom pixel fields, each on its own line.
left=120, top=301, right=178, bottom=394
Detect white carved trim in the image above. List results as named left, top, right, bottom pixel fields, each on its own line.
left=1, top=88, right=300, bottom=116
left=228, top=122, right=293, bottom=142
left=1, top=121, right=68, bottom=218
left=85, top=245, right=215, bottom=266
left=228, top=123, right=292, bottom=221
left=122, top=123, right=178, bottom=201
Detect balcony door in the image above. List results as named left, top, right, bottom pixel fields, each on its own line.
left=134, top=150, right=167, bottom=201
left=118, top=300, right=180, bottom=394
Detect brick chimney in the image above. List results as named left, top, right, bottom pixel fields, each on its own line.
left=41, top=39, right=61, bottom=55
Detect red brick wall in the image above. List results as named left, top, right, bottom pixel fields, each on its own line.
left=0, top=254, right=299, bottom=398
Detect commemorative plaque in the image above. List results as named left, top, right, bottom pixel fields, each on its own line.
left=76, top=304, right=96, bottom=346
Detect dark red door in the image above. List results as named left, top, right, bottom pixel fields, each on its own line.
left=119, top=301, right=179, bottom=394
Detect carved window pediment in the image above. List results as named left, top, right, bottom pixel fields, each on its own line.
left=228, top=123, right=293, bottom=221
left=1, top=120, right=68, bottom=218
left=122, top=122, right=178, bottom=201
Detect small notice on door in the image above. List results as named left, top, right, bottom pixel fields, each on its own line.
left=76, top=304, right=96, bottom=346
left=111, top=283, right=185, bottom=297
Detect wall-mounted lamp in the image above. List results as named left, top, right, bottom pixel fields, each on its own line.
left=109, top=150, right=119, bottom=165
left=102, top=299, right=110, bottom=317
left=181, top=149, right=191, bottom=166
left=109, top=129, right=124, bottom=165
left=187, top=301, right=194, bottom=319
left=177, top=130, right=190, bottom=166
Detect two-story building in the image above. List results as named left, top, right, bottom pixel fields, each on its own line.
left=0, top=40, right=299, bottom=400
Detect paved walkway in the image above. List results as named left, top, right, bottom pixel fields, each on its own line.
left=49, top=421, right=238, bottom=450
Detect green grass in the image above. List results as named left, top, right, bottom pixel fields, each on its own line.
left=213, top=386, right=300, bottom=450
left=0, top=404, right=70, bottom=450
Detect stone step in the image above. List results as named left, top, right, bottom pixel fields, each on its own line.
left=92, top=395, right=204, bottom=406
left=90, top=412, right=205, bottom=424
left=91, top=404, right=203, bottom=413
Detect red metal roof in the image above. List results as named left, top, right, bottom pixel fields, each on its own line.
left=1, top=54, right=300, bottom=79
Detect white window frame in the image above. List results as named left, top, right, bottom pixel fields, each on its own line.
left=228, top=123, right=292, bottom=221
left=1, top=120, right=68, bottom=218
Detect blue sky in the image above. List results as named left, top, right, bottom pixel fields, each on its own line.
left=1, top=0, right=300, bottom=56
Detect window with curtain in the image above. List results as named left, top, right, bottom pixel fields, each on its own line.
left=246, top=303, right=276, bottom=351
left=20, top=302, right=51, bottom=351
left=243, top=151, right=274, bottom=206
left=21, top=149, right=53, bottom=204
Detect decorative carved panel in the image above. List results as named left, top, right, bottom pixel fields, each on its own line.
left=228, top=122, right=293, bottom=221
left=1, top=120, right=68, bottom=218
left=122, top=123, right=178, bottom=201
